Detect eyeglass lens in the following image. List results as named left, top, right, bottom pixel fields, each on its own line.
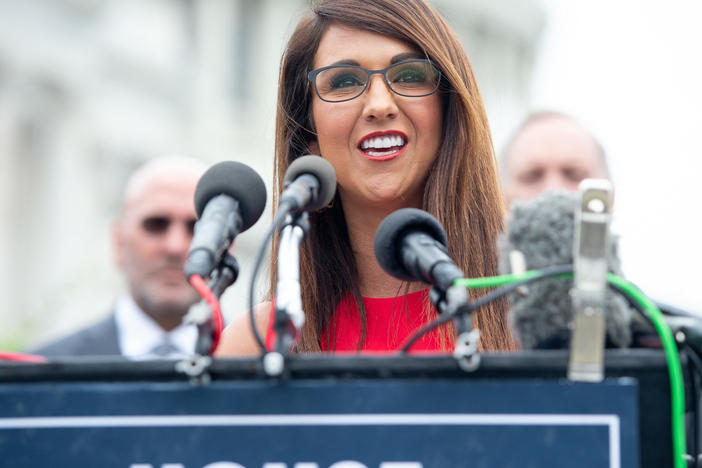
left=141, top=216, right=197, bottom=236
left=314, top=60, right=439, bottom=102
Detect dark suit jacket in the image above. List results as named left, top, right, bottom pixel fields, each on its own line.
left=31, top=313, right=122, bottom=358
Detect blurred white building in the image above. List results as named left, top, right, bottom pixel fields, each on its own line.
left=0, top=0, right=544, bottom=349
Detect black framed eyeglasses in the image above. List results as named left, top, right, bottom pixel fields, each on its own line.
left=307, top=59, right=441, bottom=103
left=141, top=216, right=197, bottom=236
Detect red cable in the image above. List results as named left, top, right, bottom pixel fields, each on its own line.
left=0, top=351, right=48, bottom=363
left=189, top=274, right=224, bottom=354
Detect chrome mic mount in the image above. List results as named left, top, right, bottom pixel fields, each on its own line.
left=568, top=179, right=613, bottom=382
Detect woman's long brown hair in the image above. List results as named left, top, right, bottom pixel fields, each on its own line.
left=271, top=0, right=516, bottom=352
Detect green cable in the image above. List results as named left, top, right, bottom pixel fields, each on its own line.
left=455, top=270, right=540, bottom=288
left=455, top=271, right=687, bottom=468
left=455, top=270, right=570, bottom=288
left=606, top=274, right=687, bottom=468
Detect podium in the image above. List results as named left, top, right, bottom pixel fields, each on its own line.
left=0, top=350, right=684, bottom=468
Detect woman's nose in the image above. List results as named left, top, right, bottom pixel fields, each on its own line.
left=162, top=221, right=193, bottom=257
left=361, top=75, right=399, bottom=121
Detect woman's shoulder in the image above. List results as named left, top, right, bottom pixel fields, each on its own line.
left=214, top=301, right=271, bottom=357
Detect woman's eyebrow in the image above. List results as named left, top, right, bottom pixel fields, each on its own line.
left=323, top=52, right=424, bottom=68
left=326, top=59, right=360, bottom=67
left=390, top=52, right=424, bottom=63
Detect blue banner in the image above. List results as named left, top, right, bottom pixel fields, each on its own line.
left=0, top=377, right=639, bottom=468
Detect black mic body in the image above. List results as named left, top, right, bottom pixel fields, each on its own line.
left=185, top=161, right=267, bottom=278
left=501, top=190, right=633, bottom=350
left=187, top=194, right=241, bottom=278
left=399, top=232, right=464, bottom=291
left=374, top=208, right=464, bottom=291
left=280, top=155, right=337, bottom=213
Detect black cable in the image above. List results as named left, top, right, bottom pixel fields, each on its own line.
left=400, top=264, right=682, bottom=358
left=470, top=265, right=574, bottom=311
left=399, top=265, right=574, bottom=353
left=248, top=207, right=289, bottom=354
left=399, top=302, right=458, bottom=353
left=684, top=343, right=702, bottom=458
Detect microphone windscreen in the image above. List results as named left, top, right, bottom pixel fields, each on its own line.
left=284, top=155, right=337, bottom=211
left=194, top=161, right=267, bottom=231
left=374, top=208, right=447, bottom=282
left=501, top=190, right=632, bottom=349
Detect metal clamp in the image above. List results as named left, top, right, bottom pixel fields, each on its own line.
left=568, top=179, right=613, bottom=382
left=175, top=355, right=213, bottom=385
left=454, top=329, right=481, bottom=372
left=430, top=284, right=482, bottom=372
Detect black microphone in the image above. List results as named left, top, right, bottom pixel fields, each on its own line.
left=500, top=190, right=633, bottom=349
left=280, top=155, right=337, bottom=213
left=185, top=161, right=267, bottom=278
left=374, top=208, right=464, bottom=291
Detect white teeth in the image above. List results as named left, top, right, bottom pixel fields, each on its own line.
left=360, top=135, right=406, bottom=150
left=364, top=149, right=397, bottom=157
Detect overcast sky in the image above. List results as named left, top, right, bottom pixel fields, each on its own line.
left=531, top=0, right=702, bottom=313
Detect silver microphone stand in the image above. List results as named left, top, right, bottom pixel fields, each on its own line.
left=263, top=211, right=309, bottom=377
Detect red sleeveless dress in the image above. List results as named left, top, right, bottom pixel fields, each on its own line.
left=265, top=289, right=445, bottom=353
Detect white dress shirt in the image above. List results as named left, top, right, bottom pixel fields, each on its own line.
left=114, top=295, right=197, bottom=360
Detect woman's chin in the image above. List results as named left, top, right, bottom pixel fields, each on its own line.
left=358, top=189, right=423, bottom=211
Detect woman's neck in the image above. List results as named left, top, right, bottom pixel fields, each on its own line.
left=341, top=197, right=425, bottom=298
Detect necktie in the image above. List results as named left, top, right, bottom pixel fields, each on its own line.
left=150, top=341, right=180, bottom=358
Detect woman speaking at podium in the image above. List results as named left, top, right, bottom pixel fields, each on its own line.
left=216, top=0, right=516, bottom=355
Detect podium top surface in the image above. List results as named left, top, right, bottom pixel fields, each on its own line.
left=0, top=349, right=671, bottom=383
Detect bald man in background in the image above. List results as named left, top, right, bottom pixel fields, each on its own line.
left=501, top=112, right=611, bottom=206
left=34, top=156, right=207, bottom=359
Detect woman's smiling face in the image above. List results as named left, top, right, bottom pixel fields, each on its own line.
left=309, top=23, right=443, bottom=211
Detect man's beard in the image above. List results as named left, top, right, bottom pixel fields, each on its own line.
left=132, top=282, right=200, bottom=328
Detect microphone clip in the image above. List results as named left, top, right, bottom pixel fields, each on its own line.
left=431, top=284, right=481, bottom=372
left=455, top=329, right=481, bottom=372
left=209, top=253, right=240, bottom=297
left=178, top=299, right=217, bottom=385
